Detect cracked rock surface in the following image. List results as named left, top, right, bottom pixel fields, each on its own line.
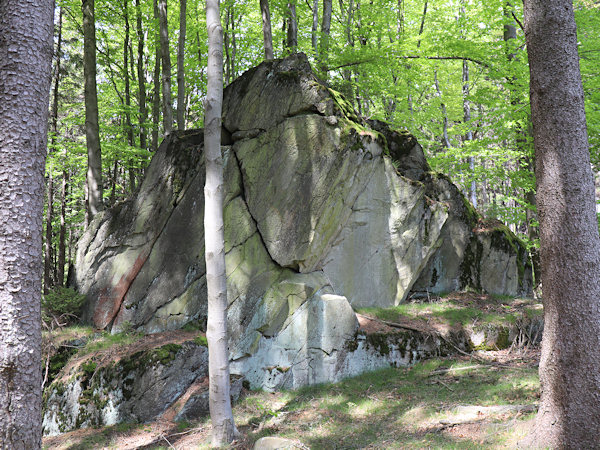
left=72, top=53, right=533, bottom=391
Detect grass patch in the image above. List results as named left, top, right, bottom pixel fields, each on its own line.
left=79, top=330, right=143, bottom=356
left=233, top=357, right=539, bottom=449
left=357, top=294, right=542, bottom=329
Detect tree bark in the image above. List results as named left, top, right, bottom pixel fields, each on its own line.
left=260, top=0, right=274, bottom=59
left=205, top=0, right=239, bottom=445
left=311, top=0, right=319, bottom=55
left=82, top=0, right=104, bottom=222
left=136, top=0, right=148, bottom=151
left=434, top=69, right=451, bottom=149
left=285, top=2, right=298, bottom=52
left=463, top=59, right=476, bottom=207
left=177, top=0, right=187, bottom=130
left=319, top=0, right=332, bottom=73
left=45, top=7, right=64, bottom=294
left=152, top=0, right=161, bottom=151
left=0, top=1, right=53, bottom=447
left=522, top=0, right=600, bottom=447
left=158, top=0, right=173, bottom=135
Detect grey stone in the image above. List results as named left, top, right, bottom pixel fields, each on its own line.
left=254, top=436, right=306, bottom=450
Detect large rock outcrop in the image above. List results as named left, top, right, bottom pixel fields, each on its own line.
left=73, top=53, right=532, bottom=390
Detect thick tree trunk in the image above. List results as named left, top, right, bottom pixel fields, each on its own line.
left=522, top=0, right=600, bottom=447
left=158, top=0, right=173, bottom=135
left=136, top=0, right=148, bottom=151
left=260, top=0, right=274, bottom=59
left=205, top=0, right=238, bottom=445
left=0, top=1, right=53, bottom=447
left=82, top=0, right=104, bottom=222
left=177, top=0, right=187, bottom=130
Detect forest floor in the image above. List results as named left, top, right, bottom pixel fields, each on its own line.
left=43, top=293, right=542, bottom=449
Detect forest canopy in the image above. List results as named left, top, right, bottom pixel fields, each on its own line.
left=44, top=0, right=600, bottom=290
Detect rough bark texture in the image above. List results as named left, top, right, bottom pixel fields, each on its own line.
left=260, top=0, right=274, bottom=59
left=523, top=0, right=600, bottom=447
left=0, top=1, right=53, bottom=447
left=158, top=0, right=173, bottom=135
left=82, top=0, right=104, bottom=222
left=177, top=0, right=187, bottom=130
left=205, top=0, right=238, bottom=445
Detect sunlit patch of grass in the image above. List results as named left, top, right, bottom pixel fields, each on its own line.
left=233, top=357, right=539, bottom=449
left=357, top=295, right=542, bottom=329
left=79, top=329, right=143, bottom=356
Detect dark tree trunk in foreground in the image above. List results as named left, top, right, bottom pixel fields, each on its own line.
left=260, top=0, right=274, bottom=59
left=522, top=0, right=600, bottom=447
left=158, top=0, right=173, bottom=135
left=0, top=1, right=53, bottom=447
left=205, top=0, right=239, bottom=444
left=83, top=0, right=104, bottom=222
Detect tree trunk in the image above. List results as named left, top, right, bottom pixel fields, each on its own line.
left=136, top=0, right=148, bottom=151
left=260, top=0, right=274, bottom=59
left=522, top=0, right=600, bottom=447
left=152, top=0, right=161, bottom=151
left=0, top=1, right=53, bottom=447
left=124, top=0, right=134, bottom=148
left=462, top=60, right=476, bottom=207
left=57, top=168, right=68, bottom=288
left=177, top=0, right=187, bottom=130
left=285, top=2, right=298, bottom=52
left=44, top=174, right=54, bottom=295
left=45, top=7, right=64, bottom=294
left=205, top=0, right=239, bottom=445
left=312, top=0, right=319, bottom=54
left=83, top=0, right=104, bottom=222
left=434, top=69, right=451, bottom=149
left=319, top=0, right=332, bottom=73
left=158, top=0, right=173, bottom=135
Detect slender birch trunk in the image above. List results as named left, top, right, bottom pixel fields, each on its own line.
left=205, top=0, right=239, bottom=445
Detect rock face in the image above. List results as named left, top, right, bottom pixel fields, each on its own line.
left=43, top=340, right=209, bottom=435
left=73, top=53, right=532, bottom=391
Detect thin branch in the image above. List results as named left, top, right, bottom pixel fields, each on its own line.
left=402, top=55, right=489, bottom=68
left=511, top=11, right=525, bottom=33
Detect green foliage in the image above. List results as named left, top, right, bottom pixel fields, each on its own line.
left=42, top=287, right=86, bottom=320
left=45, top=0, right=600, bottom=292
